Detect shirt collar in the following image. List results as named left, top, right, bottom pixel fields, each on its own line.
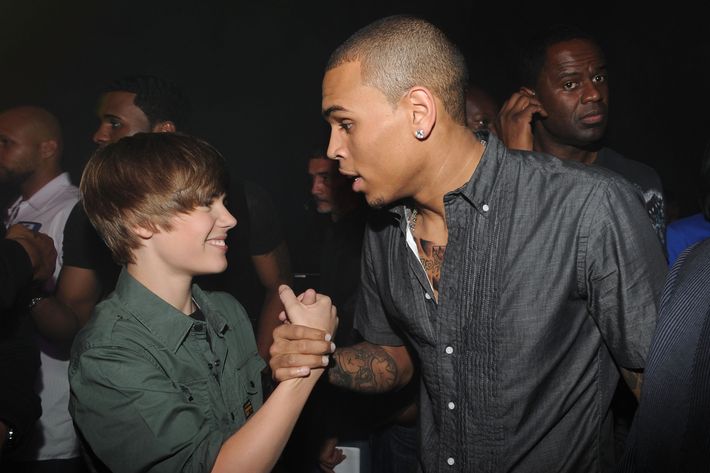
left=114, top=268, right=230, bottom=353
left=457, top=132, right=505, bottom=215
left=388, top=132, right=506, bottom=231
left=14, top=173, right=73, bottom=212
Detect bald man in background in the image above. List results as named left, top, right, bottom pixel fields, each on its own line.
left=0, top=106, right=85, bottom=472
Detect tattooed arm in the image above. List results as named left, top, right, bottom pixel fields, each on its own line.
left=269, top=323, right=412, bottom=393
left=328, top=342, right=413, bottom=393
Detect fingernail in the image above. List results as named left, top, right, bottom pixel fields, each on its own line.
left=330, top=342, right=336, bottom=353
left=297, top=367, right=310, bottom=376
left=322, top=355, right=329, bottom=366
left=325, top=333, right=332, bottom=342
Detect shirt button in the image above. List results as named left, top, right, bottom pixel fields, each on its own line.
left=445, top=346, right=454, bottom=355
left=448, top=401, right=455, bottom=410
left=447, top=457, right=455, bottom=466
left=424, top=293, right=432, bottom=300
left=482, top=204, right=490, bottom=212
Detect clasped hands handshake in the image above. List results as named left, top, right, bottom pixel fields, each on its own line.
left=273, top=285, right=339, bottom=381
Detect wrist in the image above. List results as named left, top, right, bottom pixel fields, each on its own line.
left=27, top=288, right=49, bottom=312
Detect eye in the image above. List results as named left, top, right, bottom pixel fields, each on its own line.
left=562, top=81, right=578, bottom=91
left=108, top=118, right=122, bottom=129
left=339, top=121, right=353, bottom=132
left=593, top=73, right=607, bottom=84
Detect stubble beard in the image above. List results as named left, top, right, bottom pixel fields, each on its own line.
left=367, top=196, right=386, bottom=209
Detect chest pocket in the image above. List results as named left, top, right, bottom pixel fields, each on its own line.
left=230, top=354, right=266, bottom=425
left=176, top=377, right=214, bottom=425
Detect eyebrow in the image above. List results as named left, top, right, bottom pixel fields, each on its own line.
left=322, top=105, right=347, bottom=119
left=101, top=113, right=122, bottom=120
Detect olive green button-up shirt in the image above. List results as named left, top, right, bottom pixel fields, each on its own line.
left=69, top=269, right=266, bottom=473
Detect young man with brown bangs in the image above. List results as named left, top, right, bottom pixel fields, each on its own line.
left=68, top=132, right=336, bottom=473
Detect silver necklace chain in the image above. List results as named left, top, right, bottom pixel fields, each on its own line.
left=408, top=208, right=418, bottom=233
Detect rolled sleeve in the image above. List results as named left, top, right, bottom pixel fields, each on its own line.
left=69, top=345, right=228, bottom=473
left=582, top=179, right=668, bottom=369
left=354, top=229, right=405, bottom=347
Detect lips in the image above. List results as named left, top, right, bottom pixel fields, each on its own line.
left=579, top=107, right=607, bottom=125
left=338, top=169, right=359, bottom=178
left=206, top=236, right=228, bottom=251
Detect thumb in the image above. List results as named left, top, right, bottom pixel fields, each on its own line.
left=300, top=288, right=317, bottom=305
left=278, top=285, right=299, bottom=313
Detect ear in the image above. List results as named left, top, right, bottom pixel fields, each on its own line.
left=39, top=139, right=59, bottom=160
left=405, top=87, right=436, bottom=140
left=520, top=86, right=536, bottom=98
left=132, top=224, right=154, bottom=240
left=152, top=121, right=176, bottom=133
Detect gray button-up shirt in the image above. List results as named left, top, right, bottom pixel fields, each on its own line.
left=355, top=135, right=667, bottom=473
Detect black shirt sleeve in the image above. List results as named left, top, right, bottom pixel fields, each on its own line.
left=243, top=181, right=284, bottom=255
left=0, top=239, right=33, bottom=312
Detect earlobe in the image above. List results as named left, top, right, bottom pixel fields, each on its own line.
left=407, top=87, right=436, bottom=140
left=153, top=121, right=176, bottom=133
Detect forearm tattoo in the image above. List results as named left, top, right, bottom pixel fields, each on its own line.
left=328, top=342, right=399, bottom=393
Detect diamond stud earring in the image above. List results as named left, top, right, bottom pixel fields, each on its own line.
left=415, top=129, right=425, bottom=139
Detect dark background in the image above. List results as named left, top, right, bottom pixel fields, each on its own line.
left=2, top=1, right=708, bottom=270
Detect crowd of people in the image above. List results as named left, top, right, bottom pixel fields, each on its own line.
left=1, top=14, right=709, bottom=473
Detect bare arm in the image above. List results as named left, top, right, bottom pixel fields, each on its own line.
left=212, top=285, right=335, bottom=473
left=29, top=266, right=102, bottom=342
left=328, top=342, right=413, bottom=393
left=213, top=373, right=322, bottom=473
left=620, top=368, right=643, bottom=401
left=55, top=266, right=102, bottom=327
left=252, top=241, right=292, bottom=361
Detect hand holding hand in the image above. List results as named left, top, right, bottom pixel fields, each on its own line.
left=269, top=286, right=339, bottom=381
left=278, top=285, right=338, bottom=335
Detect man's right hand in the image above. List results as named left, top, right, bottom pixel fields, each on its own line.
left=269, top=323, right=336, bottom=382
left=496, top=87, right=547, bottom=151
left=6, top=224, right=56, bottom=282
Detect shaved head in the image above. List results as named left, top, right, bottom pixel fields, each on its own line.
left=327, top=15, right=469, bottom=124
left=1, top=106, right=63, bottom=153
left=0, top=106, right=64, bottom=196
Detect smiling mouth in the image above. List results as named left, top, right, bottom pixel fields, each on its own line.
left=207, top=238, right=228, bottom=249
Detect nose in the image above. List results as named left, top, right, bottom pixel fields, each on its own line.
left=93, top=124, right=110, bottom=146
left=326, top=127, right=342, bottom=161
left=581, top=81, right=603, bottom=104
left=222, top=208, right=237, bottom=230
left=311, top=177, right=323, bottom=196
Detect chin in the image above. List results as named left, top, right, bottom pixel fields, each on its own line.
left=367, top=196, right=387, bottom=209
left=200, top=259, right=229, bottom=275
